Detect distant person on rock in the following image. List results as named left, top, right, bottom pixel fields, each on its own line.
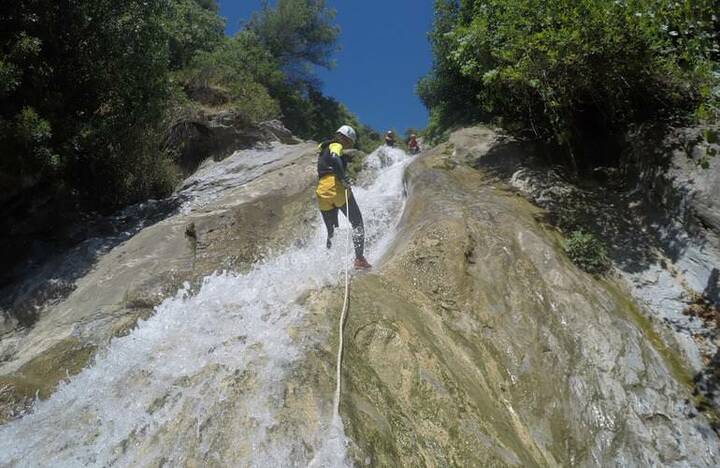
left=407, top=134, right=420, bottom=154
left=384, top=130, right=395, bottom=147
left=316, top=125, right=372, bottom=270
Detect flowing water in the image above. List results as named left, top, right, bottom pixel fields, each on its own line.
left=0, top=146, right=410, bottom=467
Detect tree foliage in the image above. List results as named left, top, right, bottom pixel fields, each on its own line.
left=246, top=0, right=349, bottom=139
left=163, top=0, right=224, bottom=70
left=176, top=31, right=282, bottom=122
left=1, top=0, right=369, bottom=213
left=419, top=0, right=720, bottom=155
left=1, top=0, right=172, bottom=209
left=248, top=0, right=339, bottom=78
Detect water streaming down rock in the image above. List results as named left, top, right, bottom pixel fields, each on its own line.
left=5, top=128, right=717, bottom=466
left=0, top=146, right=411, bottom=466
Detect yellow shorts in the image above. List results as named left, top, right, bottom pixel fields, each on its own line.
left=316, top=175, right=347, bottom=211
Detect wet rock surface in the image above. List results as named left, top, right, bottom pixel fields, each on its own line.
left=0, top=140, right=320, bottom=422
left=0, top=145, right=401, bottom=467
left=317, top=130, right=720, bottom=466
left=2, top=123, right=718, bottom=466
left=0, top=119, right=299, bottom=336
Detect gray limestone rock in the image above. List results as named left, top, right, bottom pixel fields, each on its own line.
left=328, top=131, right=720, bottom=466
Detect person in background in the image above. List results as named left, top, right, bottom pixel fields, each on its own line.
left=315, top=125, right=372, bottom=270
left=384, top=130, right=395, bottom=147
left=407, top=134, right=420, bottom=154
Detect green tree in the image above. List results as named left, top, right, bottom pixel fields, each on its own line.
left=246, top=0, right=351, bottom=139
left=248, top=0, right=339, bottom=76
left=419, top=0, right=720, bottom=158
left=1, top=0, right=375, bottom=213
left=163, top=0, right=225, bottom=70
left=1, top=0, right=172, bottom=210
left=177, top=31, right=282, bottom=121
left=417, top=0, right=489, bottom=143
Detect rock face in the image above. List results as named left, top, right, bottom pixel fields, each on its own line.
left=0, top=140, right=320, bottom=422
left=498, top=124, right=720, bottom=415
left=327, top=129, right=720, bottom=466
left=0, top=145, right=404, bottom=466
left=165, top=111, right=302, bottom=174
left=0, top=118, right=300, bottom=334
left=1, top=125, right=718, bottom=466
left=624, top=126, right=720, bottom=305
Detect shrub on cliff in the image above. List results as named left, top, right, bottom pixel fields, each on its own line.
left=419, top=0, right=720, bottom=152
left=174, top=0, right=370, bottom=143
left=175, top=31, right=282, bottom=122
left=564, top=230, right=611, bottom=274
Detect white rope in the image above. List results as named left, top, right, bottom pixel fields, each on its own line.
left=332, top=188, right=352, bottom=422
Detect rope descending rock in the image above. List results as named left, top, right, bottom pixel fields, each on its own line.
left=332, top=188, right=352, bottom=422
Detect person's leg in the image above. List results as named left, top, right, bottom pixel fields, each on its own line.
left=338, top=192, right=365, bottom=259
left=321, top=208, right=339, bottom=248
left=317, top=176, right=340, bottom=249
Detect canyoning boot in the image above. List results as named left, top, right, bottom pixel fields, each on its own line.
left=353, top=256, right=372, bottom=270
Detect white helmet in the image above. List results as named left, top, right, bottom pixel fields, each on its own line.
left=336, top=125, right=357, bottom=143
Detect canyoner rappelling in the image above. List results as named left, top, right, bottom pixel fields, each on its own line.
left=313, top=124, right=362, bottom=430
left=318, top=125, right=370, bottom=427
left=317, top=124, right=414, bottom=425
left=0, top=133, right=412, bottom=466
left=310, top=142, right=411, bottom=467
left=316, top=125, right=372, bottom=270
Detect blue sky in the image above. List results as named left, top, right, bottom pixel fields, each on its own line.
left=218, top=1, right=433, bottom=133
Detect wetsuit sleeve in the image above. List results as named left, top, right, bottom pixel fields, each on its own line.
left=328, top=143, right=351, bottom=187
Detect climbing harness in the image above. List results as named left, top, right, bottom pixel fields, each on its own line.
left=332, top=188, right=352, bottom=421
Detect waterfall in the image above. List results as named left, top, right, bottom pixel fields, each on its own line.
left=0, top=145, right=410, bottom=467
